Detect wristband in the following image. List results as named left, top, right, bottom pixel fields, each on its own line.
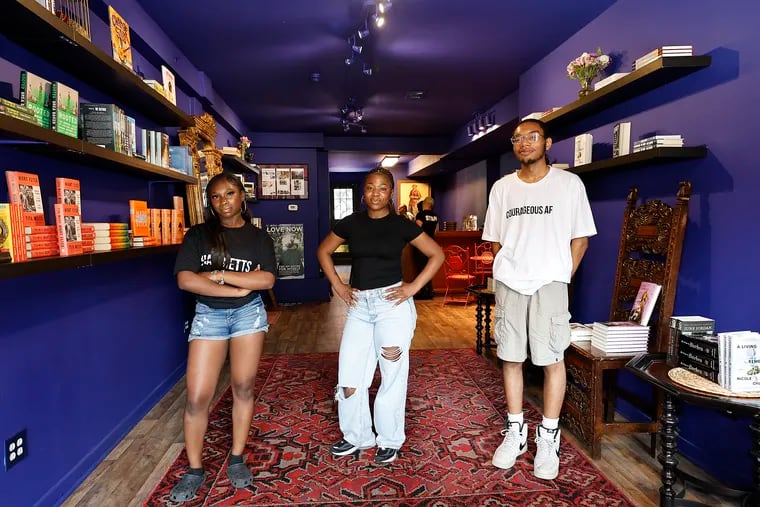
left=218, top=270, right=225, bottom=285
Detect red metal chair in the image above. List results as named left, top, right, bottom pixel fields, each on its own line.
left=471, top=242, right=494, bottom=285
left=442, top=245, right=476, bottom=305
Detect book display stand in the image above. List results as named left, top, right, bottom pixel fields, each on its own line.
left=0, top=0, right=201, bottom=280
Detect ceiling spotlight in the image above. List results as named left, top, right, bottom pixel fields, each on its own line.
left=362, top=63, right=373, bottom=76
left=348, top=35, right=363, bottom=54
left=381, top=155, right=400, bottom=167
left=373, top=14, right=385, bottom=28
left=378, top=1, right=392, bottom=14
left=345, top=56, right=355, bottom=66
left=357, top=22, right=370, bottom=39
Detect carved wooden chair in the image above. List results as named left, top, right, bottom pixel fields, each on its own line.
left=562, top=180, right=692, bottom=459
left=442, top=245, right=476, bottom=305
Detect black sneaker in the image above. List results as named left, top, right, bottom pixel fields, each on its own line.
left=329, top=439, right=361, bottom=456
left=374, top=447, right=398, bottom=464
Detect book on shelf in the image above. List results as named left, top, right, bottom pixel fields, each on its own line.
left=574, top=133, right=593, bottom=166
left=633, top=46, right=694, bottom=70
left=108, top=6, right=133, bottom=71
left=0, top=97, right=37, bottom=124
left=593, top=72, right=628, bottom=91
left=161, top=65, right=177, bottom=106
left=160, top=209, right=171, bottom=245
left=129, top=200, right=150, bottom=237
left=150, top=208, right=162, bottom=243
left=169, top=145, right=193, bottom=175
left=161, top=133, right=170, bottom=168
left=126, top=116, right=136, bottom=157
left=5, top=171, right=45, bottom=226
left=612, top=121, right=631, bottom=158
left=50, top=82, right=79, bottom=138
left=629, top=280, right=661, bottom=326
left=19, top=70, right=52, bottom=129
left=171, top=208, right=184, bottom=244
left=54, top=203, right=82, bottom=256
left=0, top=203, right=25, bottom=262
left=81, top=103, right=129, bottom=154
left=55, top=177, right=81, bottom=214
left=143, top=79, right=165, bottom=96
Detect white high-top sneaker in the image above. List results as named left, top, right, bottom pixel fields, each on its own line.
left=492, top=421, right=528, bottom=469
left=533, top=425, right=561, bottom=480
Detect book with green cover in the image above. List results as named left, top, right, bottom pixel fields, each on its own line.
left=51, top=82, right=79, bottom=138
left=19, top=70, right=52, bottom=129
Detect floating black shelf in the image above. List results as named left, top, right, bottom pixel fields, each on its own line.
left=542, top=55, right=712, bottom=140
left=413, top=55, right=711, bottom=177
left=0, top=245, right=181, bottom=280
left=0, top=0, right=193, bottom=128
left=568, top=146, right=708, bottom=175
left=221, top=154, right=261, bottom=175
left=0, top=115, right=197, bottom=183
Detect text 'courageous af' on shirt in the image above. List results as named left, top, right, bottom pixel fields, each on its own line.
left=333, top=211, right=422, bottom=290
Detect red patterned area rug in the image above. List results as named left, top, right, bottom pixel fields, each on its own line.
left=144, top=349, right=634, bottom=506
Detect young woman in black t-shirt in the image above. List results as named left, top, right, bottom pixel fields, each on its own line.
left=171, top=173, right=276, bottom=502
left=316, top=167, right=444, bottom=464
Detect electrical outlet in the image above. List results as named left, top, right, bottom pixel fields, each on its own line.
left=4, top=429, right=27, bottom=471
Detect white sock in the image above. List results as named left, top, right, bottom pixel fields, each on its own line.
left=507, top=412, right=524, bottom=426
left=542, top=416, right=559, bottom=430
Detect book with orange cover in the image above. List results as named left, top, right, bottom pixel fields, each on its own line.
left=171, top=208, right=184, bottom=244
left=129, top=199, right=150, bottom=237
left=54, top=203, right=83, bottom=256
left=150, top=208, right=161, bottom=243
left=108, top=6, right=133, bottom=71
left=56, top=177, right=81, bottom=213
left=5, top=171, right=45, bottom=226
left=160, top=209, right=171, bottom=245
left=27, top=246, right=59, bottom=259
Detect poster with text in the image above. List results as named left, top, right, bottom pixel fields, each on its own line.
left=266, top=223, right=305, bottom=279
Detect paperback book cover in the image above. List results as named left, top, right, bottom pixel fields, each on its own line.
left=55, top=177, right=81, bottom=214
left=0, top=203, right=21, bottom=262
left=129, top=200, right=150, bottom=237
left=629, top=281, right=661, bottom=326
left=109, top=6, right=133, bottom=71
left=612, top=121, right=631, bottom=157
left=50, top=82, right=79, bottom=138
left=55, top=203, right=82, bottom=256
left=5, top=170, right=45, bottom=226
left=19, top=70, right=52, bottom=129
left=161, top=65, right=177, bottom=105
left=574, top=133, right=593, bottom=166
left=81, top=103, right=120, bottom=151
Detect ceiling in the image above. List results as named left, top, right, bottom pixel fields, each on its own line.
left=136, top=0, right=617, bottom=170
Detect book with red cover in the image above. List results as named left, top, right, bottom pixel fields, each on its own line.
left=129, top=200, right=150, bottom=237
left=55, top=203, right=83, bottom=256
left=56, top=177, right=81, bottom=213
left=5, top=171, right=45, bottom=226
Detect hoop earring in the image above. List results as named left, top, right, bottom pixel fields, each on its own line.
left=241, top=201, right=247, bottom=214
left=208, top=206, right=216, bottom=217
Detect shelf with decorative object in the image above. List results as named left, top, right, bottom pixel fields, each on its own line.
left=543, top=55, right=711, bottom=140
left=569, top=145, right=708, bottom=175
left=0, top=245, right=181, bottom=280
left=221, top=154, right=261, bottom=176
left=0, top=115, right=197, bottom=183
left=0, top=0, right=192, bottom=128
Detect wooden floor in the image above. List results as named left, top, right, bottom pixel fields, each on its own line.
left=63, top=278, right=740, bottom=506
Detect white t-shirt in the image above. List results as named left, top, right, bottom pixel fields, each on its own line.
left=482, top=167, right=596, bottom=295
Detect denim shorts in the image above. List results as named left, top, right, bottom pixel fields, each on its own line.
left=188, top=296, right=269, bottom=341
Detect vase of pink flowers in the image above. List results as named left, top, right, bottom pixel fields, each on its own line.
left=567, top=48, right=610, bottom=98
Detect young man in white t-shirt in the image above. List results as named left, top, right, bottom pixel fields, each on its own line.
left=482, top=119, right=596, bottom=480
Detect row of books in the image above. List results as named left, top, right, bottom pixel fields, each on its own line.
left=129, top=197, right=186, bottom=247
left=633, top=45, right=694, bottom=71
left=669, top=316, right=760, bottom=393
left=633, top=135, right=684, bottom=153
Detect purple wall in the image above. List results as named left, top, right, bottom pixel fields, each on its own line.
left=518, top=0, right=760, bottom=487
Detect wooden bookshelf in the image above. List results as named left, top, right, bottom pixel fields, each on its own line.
left=221, top=154, right=261, bottom=175
left=569, top=146, right=708, bottom=175
left=0, top=115, right=197, bottom=183
left=0, top=0, right=192, bottom=128
left=0, top=245, right=181, bottom=280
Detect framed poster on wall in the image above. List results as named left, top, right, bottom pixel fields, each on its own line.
left=259, top=164, right=308, bottom=200
left=397, top=180, right=431, bottom=215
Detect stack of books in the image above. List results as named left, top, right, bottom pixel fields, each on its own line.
left=667, top=315, right=716, bottom=366
left=633, top=135, right=683, bottom=153
left=591, top=321, right=650, bottom=354
left=632, top=45, right=694, bottom=71
left=0, top=97, right=36, bottom=124
left=25, top=224, right=59, bottom=260
left=718, top=330, right=760, bottom=392
left=570, top=323, right=593, bottom=342
left=85, top=223, right=130, bottom=252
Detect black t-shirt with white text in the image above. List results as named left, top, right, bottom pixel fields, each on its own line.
left=333, top=211, right=422, bottom=290
left=174, top=222, right=276, bottom=309
left=415, top=209, right=438, bottom=237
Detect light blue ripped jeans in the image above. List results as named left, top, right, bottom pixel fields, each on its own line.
left=336, top=282, right=417, bottom=450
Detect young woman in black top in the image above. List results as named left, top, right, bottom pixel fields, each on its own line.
left=316, top=167, right=444, bottom=464
left=171, top=173, right=276, bottom=501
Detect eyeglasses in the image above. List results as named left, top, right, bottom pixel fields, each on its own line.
left=510, top=132, right=543, bottom=145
